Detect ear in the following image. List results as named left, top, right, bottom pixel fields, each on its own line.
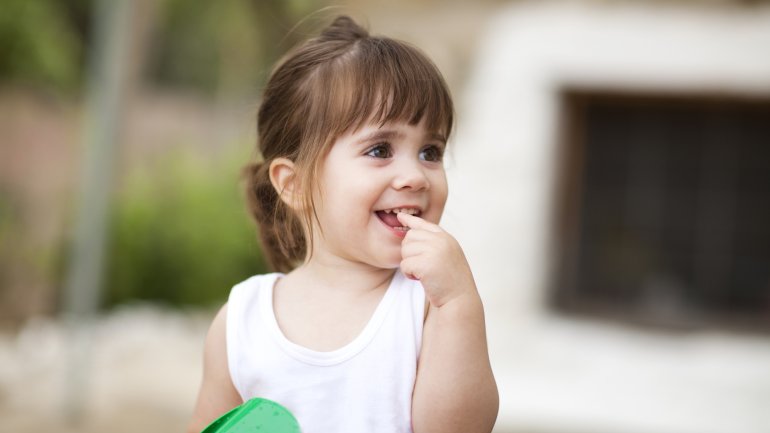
left=269, top=158, right=303, bottom=210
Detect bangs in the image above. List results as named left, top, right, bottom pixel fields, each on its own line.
left=314, top=38, right=454, bottom=142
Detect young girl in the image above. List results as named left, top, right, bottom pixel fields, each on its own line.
left=188, top=15, right=498, bottom=433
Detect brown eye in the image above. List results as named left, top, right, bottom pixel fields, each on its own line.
left=419, top=145, right=443, bottom=162
left=366, top=143, right=392, bottom=159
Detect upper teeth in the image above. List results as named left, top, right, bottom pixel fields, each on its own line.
left=383, top=208, right=419, bottom=215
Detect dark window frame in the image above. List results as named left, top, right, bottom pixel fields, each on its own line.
left=550, top=89, right=770, bottom=333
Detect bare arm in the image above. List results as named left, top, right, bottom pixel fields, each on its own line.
left=187, top=304, right=243, bottom=433
left=398, top=213, right=499, bottom=433
left=412, top=295, right=498, bottom=433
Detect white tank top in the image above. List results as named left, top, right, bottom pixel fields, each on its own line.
left=226, top=270, right=425, bottom=433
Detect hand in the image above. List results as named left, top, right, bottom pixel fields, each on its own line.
left=397, top=212, right=477, bottom=308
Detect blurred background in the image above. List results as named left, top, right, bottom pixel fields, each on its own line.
left=0, top=0, right=768, bottom=432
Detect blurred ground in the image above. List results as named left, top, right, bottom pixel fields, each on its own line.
left=0, top=306, right=212, bottom=433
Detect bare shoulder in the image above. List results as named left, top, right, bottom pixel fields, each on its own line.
left=187, top=304, right=243, bottom=433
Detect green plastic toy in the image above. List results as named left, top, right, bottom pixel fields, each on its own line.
left=201, top=398, right=301, bottom=433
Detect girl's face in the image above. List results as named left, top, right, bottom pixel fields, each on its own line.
left=309, top=120, right=448, bottom=269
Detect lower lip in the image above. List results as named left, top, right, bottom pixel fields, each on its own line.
left=375, top=213, right=409, bottom=238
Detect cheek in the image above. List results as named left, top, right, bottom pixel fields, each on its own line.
left=428, top=172, right=449, bottom=222
left=320, top=174, right=381, bottom=220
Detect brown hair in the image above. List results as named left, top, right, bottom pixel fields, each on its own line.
left=244, top=15, right=454, bottom=272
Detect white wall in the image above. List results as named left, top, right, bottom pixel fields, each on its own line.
left=443, top=3, right=770, bottom=433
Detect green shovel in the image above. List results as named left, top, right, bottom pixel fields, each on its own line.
left=201, top=398, right=301, bottom=433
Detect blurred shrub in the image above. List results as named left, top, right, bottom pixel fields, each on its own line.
left=0, top=0, right=82, bottom=91
left=147, top=0, right=325, bottom=95
left=105, top=150, right=267, bottom=309
left=0, top=0, right=328, bottom=95
left=147, top=0, right=250, bottom=94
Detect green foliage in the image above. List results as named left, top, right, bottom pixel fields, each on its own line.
left=0, top=0, right=329, bottom=94
left=146, top=0, right=326, bottom=95
left=148, top=0, right=261, bottom=94
left=0, top=0, right=81, bottom=91
left=105, top=150, right=267, bottom=309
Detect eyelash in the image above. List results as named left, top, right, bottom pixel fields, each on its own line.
left=365, top=143, right=393, bottom=159
left=364, top=143, right=444, bottom=162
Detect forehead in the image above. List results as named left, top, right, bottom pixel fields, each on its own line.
left=337, top=120, right=447, bottom=146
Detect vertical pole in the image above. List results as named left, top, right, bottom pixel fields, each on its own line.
left=61, top=0, right=134, bottom=423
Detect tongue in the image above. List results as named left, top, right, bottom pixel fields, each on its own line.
left=376, top=211, right=403, bottom=228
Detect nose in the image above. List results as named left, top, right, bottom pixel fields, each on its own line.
left=392, top=159, right=430, bottom=191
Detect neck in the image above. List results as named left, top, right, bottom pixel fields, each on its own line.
left=291, top=252, right=396, bottom=295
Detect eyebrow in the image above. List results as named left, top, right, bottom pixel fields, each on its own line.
left=357, top=129, right=447, bottom=145
left=359, top=129, right=404, bottom=144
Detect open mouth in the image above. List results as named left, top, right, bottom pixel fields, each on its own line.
left=375, top=207, right=421, bottom=232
